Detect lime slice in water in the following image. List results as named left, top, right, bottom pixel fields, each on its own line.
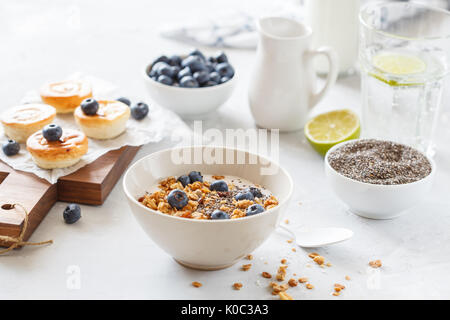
left=373, top=53, right=426, bottom=75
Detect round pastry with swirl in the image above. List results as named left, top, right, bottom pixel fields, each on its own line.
left=26, top=128, right=88, bottom=169
left=40, top=80, right=93, bottom=114
left=1, top=104, right=56, bottom=143
left=74, top=100, right=130, bottom=139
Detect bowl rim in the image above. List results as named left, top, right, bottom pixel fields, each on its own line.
left=123, top=145, right=294, bottom=223
left=324, top=138, right=436, bottom=189
left=143, top=60, right=237, bottom=92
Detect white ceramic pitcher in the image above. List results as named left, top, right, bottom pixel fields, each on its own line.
left=249, top=17, right=338, bottom=131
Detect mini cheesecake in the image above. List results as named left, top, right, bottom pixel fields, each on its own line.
left=0, top=104, right=56, bottom=143
left=26, top=128, right=88, bottom=169
left=74, top=100, right=130, bottom=140
left=40, top=80, right=92, bottom=114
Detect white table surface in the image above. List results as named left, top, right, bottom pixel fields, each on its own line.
left=1, top=0, right=450, bottom=300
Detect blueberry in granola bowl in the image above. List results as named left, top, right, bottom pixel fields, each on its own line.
left=210, top=180, right=228, bottom=192
left=211, top=210, right=230, bottom=220
left=177, top=175, right=191, bottom=187
left=167, top=189, right=189, bottom=210
left=246, top=204, right=265, bottom=216
left=188, top=171, right=203, bottom=183
left=235, top=191, right=254, bottom=201
left=123, top=146, right=293, bottom=270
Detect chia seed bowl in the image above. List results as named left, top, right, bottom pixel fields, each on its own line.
left=324, top=139, right=435, bottom=219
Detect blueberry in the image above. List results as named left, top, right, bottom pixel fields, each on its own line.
left=205, top=62, right=215, bottom=73
left=63, top=203, right=81, bottom=224
left=177, top=67, right=192, bottom=80
left=160, top=65, right=179, bottom=78
left=179, top=76, right=199, bottom=88
left=189, top=49, right=206, bottom=61
left=247, top=187, right=263, bottom=198
left=246, top=203, right=265, bottom=216
left=193, top=71, right=210, bottom=85
left=148, top=69, right=158, bottom=78
left=188, top=171, right=203, bottom=183
left=209, top=72, right=220, bottom=83
left=42, top=124, right=63, bottom=141
left=80, top=98, right=99, bottom=115
left=2, top=139, right=20, bottom=156
left=210, top=180, right=228, bottom=192
left=207, top=56, right=217, bottom=64
left=216, top=62, right=235, bottom=78
left=130, top=102, right=149, bottom=120
left=168, top=55, right=182, bottom=66
left=201, top=81, right=218, bottom=87
left=177, top=175, right=191, bottom=187
left=220, top=76, right=230, bottom=83
left=211, top=210, right=230, bottom=220
left=214, top=51, right=228, bottom=63
left=167, top=189, right=188, bottom=210
left=235, top=191, right=254, bottom=201
left=170, top=66, right=181, bottom=78
left=154, top=55, right=170, bottom=64
left=152, top=61, right=170, bottom=73
left=157, top=74, right=174, bottom=86
left=117, top=97, right=131, bottom=106
left=181, top=55, right=206, bottom=73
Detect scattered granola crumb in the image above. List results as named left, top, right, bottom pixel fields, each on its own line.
left=284, top=219, right=289, bottom=224
left=334, top=287, right=342, bottom=293
left=270, top=282, right=289, bottom=294
left=292, top=248, right=297, bottom=252
left=306, top=283, right=314, bottom=289
left=286, top=239, right=293, bottom=244
left=345, top=275, right=351, bottom=281
left=276, top=265, right=288, bottom=281
left=288, top=279, right=298, bottom=287
left=313, top=255, right=325, bottom=265
left=326, top=262, right=332, bottom=267
left=233, top=282, right=243, bottom=290
left=369, top=259, right=382, bottom=268
left=305, top=264, right=312, bottom=268
left=192, top=281, right=202, bottom=288
left=293, top=273, right=297, bottom=276
left=262, top=272, right=272, bottom=279
left=246, top=254, right=253, bottom=260
left=298, top=277, right=308, bottom=283
left=332, top=292, right=340, bottom=296
left=279, top=292, right=293, bottom=300
left=308, top=252, right=319, bottom=259
left=281, top=259, right=287, bottom=264
left=242, top=264, right=252, bottom=271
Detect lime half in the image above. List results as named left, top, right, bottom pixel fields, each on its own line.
left=373, top=52, right=426, bottom=75
left=305, top=109, right=360, bottom=156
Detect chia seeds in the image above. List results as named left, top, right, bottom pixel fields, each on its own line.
left=328, top=139, right=432, bottom=185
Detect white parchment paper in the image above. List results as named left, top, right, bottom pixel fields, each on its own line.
left=0, top=73, right=191, bottom=183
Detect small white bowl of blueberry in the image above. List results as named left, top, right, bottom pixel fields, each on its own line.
left=143, top=49, right=236, bottom=118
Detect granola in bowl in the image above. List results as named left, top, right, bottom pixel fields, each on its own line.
left=138, top=171, right=279, bottom=220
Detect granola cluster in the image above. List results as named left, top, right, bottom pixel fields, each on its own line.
left=138, top=175, right=279, bottom=220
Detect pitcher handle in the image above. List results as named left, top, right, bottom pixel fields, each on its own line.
left=308, top=46, right=339, bottom=108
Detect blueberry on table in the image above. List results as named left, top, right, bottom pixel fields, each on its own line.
left=214, top=51, right=228, bottom=63
left=157, top=75, right=174, bottom=86
left=202, top=81, right=218, bottom=87
left=168, top=189, right=189, bottom=210
left=169, top=55, right=182, bottom=66
left=42, top=124, right=63, bottom=141
left=209, top=72, right=220, bottom=83
left=193, top=71, right=210, bottom=85
left=179, top=76, right=199, bottom=88
left=188, top=171, right=203, bottom=183
left=81, top=98, right=99, bottom=115
left=63, top=203, right=81, bottom=224
left=154, top=55, right=171, bottom=65
left=117, top=97, right=131, bottom=106
left=246, top=204, right=265, bottom=216
left=247, top=187, right=263, bottom=198
left=177, top=175, right=191, bottom=187
left=220, top=76, right=230, bottom=83
left=2, top=139, right=20, bottom=156
left=177, top=67, right=192, bottom=80
left=210, top=180, right=228, bottom=192
left=216, top=62, right=235, bottom=78
left=130, top=102, right=149, bottom=120
left=235, top=191, right=254, bottom=201
left=211, top=210, right=230, bottom=220
left=189, top=49, right=206, bottom=61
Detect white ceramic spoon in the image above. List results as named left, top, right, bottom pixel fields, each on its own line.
left=279, top=225, right=353, bottom=248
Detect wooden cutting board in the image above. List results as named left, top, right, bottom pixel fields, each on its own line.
left=0, top=145, right=140, bottom=247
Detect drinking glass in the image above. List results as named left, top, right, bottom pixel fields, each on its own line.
left=359, top=2, right=450, bottom=156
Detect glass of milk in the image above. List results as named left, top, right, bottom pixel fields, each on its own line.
left=304, top=0, right=360, bottom=77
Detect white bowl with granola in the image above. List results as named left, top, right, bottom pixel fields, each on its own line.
left=325, top=139, right=435, bottom=219
left=123, top=146, right=293, bottom=270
